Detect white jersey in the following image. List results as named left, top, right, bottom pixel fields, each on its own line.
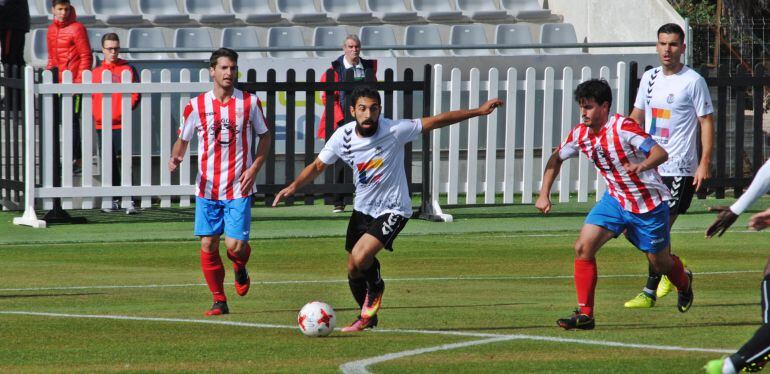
left=318, top=118, right=423, bottom=218
left=179, top=89, right=269, bottom=200
left=633, top=65, right=713, bottom=176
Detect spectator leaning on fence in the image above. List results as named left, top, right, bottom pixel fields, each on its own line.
left=318, top=35, right=378, bottom=213
left=0, top=0, right=31, bottom=67
left=46, top=0, right=92, bottom=173
left=92, top=33, right=140, bottom=214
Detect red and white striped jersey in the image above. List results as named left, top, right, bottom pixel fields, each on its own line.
left=558, top=114, right=670, bottom=213
left=179, top=89, right=269, bottom=200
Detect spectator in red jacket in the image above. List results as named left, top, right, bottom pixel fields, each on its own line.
left=46, top=0, right=92, bottom=173
left=92, top=33, right=140, bottom=214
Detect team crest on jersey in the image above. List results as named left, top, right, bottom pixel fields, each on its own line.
left=210, top=119, right=240, bottom=145
left=591, top=147, right=613, bottom=171
left=666, top=93, right=675, bottom=104
left=357, top=158, right=383, bottom=185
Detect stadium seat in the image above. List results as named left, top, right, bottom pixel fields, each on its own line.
left=359, top=26, right=399, bottom=57
left=29, top=1, right=50, bottom=26
left=410, top=0, right=464, bottom=22
left=322, top=0, right=374, bottom=23
left=221, top=27, right=263, bottom=59
left=404, top=25, right=446, bottom=57
left=540, top=23, right=581, bottom=54
left=47, top=0, right=96, bottom=24
left=92, top=0, right=143, bottom=25
left=174, top=28, right=214, bottom=60
left=138, top=0, right=191, bottom=25
left=449, top=24, right=489, bottom=56
left=501, top=0, right=552, bottom=20
left=30, top=29, right=49, bottom=67
left=267, top=27, right=309, bottom=58
left=366, top=0, right=418, bottom=22
left=185, top=0, right=236, bottom=25
left=229, top=0, right=282, bottom=24
left=456, top=0, right=508, bottom=21
left=495, top=23, right=536, bottom=55
left=127, top=27, right=170, bottom=60
left=276, top=0, right=329, bottom=23
left=313, top=26, right=347, bottom=58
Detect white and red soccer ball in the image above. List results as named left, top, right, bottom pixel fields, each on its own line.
left=297, top=301, right=336, bottom=337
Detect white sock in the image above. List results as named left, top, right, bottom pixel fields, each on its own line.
left=722, top=357, right=737, bottom=374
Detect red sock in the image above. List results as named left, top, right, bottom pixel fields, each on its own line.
left=665, top=255, right=690, bottom=291
left=574, top=258, right=597, bottom=316
left=226, top=243, right=251, bottom=268
left=200, top=249, right=226, bottom=302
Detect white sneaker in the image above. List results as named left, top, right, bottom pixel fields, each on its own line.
left=102, top=200, right=120, bottom=213
left=125, top=201, right=138, bottom=215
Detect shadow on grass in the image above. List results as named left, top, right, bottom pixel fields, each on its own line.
left=248, top=302, right=531, bottom=315
left=37, top=207, right=351, bottom=226
left=0, top=292, right=104, bottom=299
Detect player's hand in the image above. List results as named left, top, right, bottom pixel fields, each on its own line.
left=477, top=99, right=503, bottom=115
left=705, top=206, right=739, bottom=238
left=748, top=208, right=770, bottom=231
left=622, top=162, right=646, bottom=175
left=693, top=164, right=710, bottom=191
left=272, top=185, right=296, bottom=207
left=168, top=156, right=183, bottom=172
left=535, top=194, right=552, bottom=214
left=239, top=168, right=257, bottom=195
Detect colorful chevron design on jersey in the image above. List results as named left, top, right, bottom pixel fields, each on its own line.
left=357, top=158, right=383, bottom=185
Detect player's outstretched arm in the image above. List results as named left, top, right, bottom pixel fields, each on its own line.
left=623, top=144, right=668, bottom=175
left=705, top=206, right=739, bottom=238
left=168, top=139, right=189, bottom=172
left=749, top=208, right=770, bottom=231
left=536, top=151, right=564, bottom=214
left=420, top=98, right=503, bottom=133
left=272, top=158, right=327, bottom=207
left=694, top=114, right=715, bottom=191
left=240, top=131, right=272, bottom=195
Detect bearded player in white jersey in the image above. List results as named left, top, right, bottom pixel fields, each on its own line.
left=273, top=86, right=501, bottom=331
left=624, top=23, right=715, bottom=309
left=169, top=48, right=272, bottom=316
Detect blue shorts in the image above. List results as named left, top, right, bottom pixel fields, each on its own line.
left=585, top=192, right=670, bottom=253
left=194, top=196, right=252, bottom=241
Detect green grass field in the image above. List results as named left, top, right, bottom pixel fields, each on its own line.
left=1, top=196, right=768, bottom=373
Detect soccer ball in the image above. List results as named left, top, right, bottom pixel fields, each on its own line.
left=297, top=301, right=336, bottom=337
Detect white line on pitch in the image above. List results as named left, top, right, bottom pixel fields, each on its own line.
left=491, top=229, right=768, bottom=238
left=0, top=270, right=760, bottom=292
left=0, top=310, right=733, bottom=373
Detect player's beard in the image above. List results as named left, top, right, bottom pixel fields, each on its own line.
left=356, top=119, right=378, bottom=137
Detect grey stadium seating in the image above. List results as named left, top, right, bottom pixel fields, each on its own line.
left=495, top=23, right=537, bottom=55
left=276, top=0, right=329, bottom=24
left=92, top=0, right=143, bottom=25
left=185, top=0, right=236, bottom=25
left=501, top=0, right=552, bottom=20
left=127, top=27, right=170, bottom=60
left=174, top=28, right=214, bottom=60
left=456, top=0, right=508, bottom=22
left=221, top=27, right=263, bottom=59
left=267, top=27, right=309, bottom=58
left=359, top=25, right=399, bottom=57
left=540, top=23, right=580, bottom=54
left=138, top=0, right=191, bottom=25
left=229, top=0, right=282, bottom=24
left=323, top=0, right=374, bottom=23
left=366, top=0, right=418, bottom=23
left=404, top=25, right=446, bottom=57
left=313, top=26, right=348, bottom=58
left=410, top=0, right=464, bottom=22
left=450, top=24, right=489, bottom=56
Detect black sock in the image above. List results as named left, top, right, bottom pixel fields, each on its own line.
left=348, top=276, right=367, bottom=309
left=762, top=274, right=770, bottom=324
left=361, top=257, right=383, bottom=291
left=731, top=323, right=770, bottom=371
left=644, top=263, right=661, bottom=297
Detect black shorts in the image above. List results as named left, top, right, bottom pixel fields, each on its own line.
left=345, top=210, right=409, bottom=252
left=662, top=176, right=695, bottom=216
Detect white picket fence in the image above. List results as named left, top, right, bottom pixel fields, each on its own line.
left=428, top=62, right=629, bottom=217
left=13, top=62, right=634, bottom=227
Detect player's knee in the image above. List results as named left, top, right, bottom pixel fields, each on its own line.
left=573, top=241, right=592, bottom=259
left=200, top=238, right=219, bottom=253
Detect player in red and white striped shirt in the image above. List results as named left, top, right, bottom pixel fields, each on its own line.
left=536, top=79, right=693, bottom=330
left=169, top=48, right=271, bottom=316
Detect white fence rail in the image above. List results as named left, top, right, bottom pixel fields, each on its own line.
left=429, top=62, right=629, bottom=212
left=13, top=62, right=634, bottom=227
